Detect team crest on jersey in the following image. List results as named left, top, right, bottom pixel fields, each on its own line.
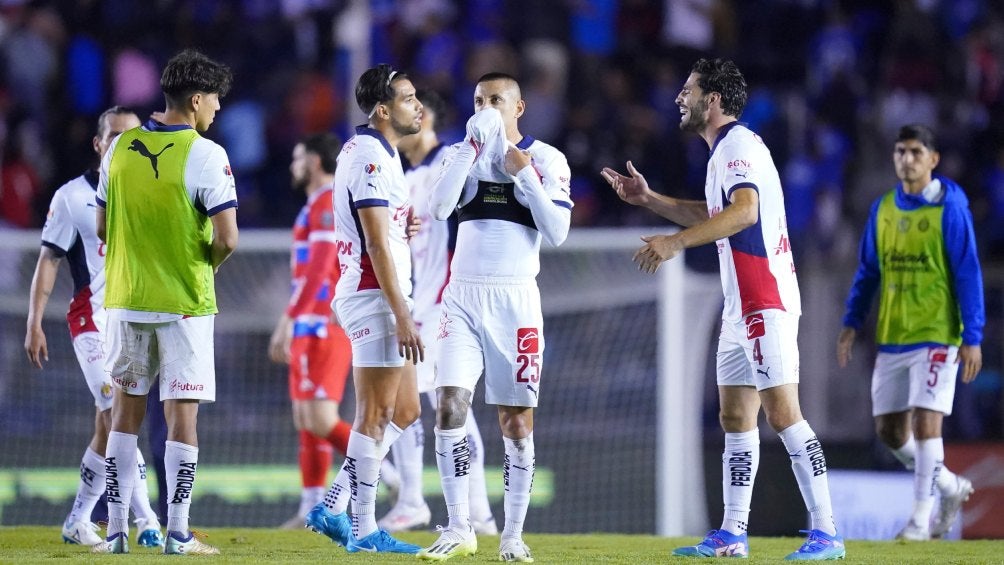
left=224, top=164, right=232, bottom=176
left=517, top=327, right=539, bottom=354
left=100, top=383, right=113, bottom=400
left=365, top=163, right=381, bottom=175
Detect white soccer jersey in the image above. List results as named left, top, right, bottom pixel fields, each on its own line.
left=407, top=143, right=453, bottom=326
left=333, top=126, right=413, bottom=300
left=445, top=135, right=573, bottom=278
left=706, top=122, right=801, bottom=323
left=40, top=170, right=107, bottom=337
left=96, top=121, right=238, bottom=322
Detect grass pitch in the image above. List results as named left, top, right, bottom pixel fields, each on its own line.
left=1, top=527, right=1001, bottom=564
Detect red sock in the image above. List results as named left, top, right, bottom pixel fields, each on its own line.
left=299, top=430, right=332, bottom=488
left=326, top=421, right=352, bottom=456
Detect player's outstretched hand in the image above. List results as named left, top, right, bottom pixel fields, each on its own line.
left=958, top=344, right=982, bottom=383
left=396, top=317, right=425, bottom=363
left=268, top=316, right=292, bottom=364
left=633, top=234, right=683, bottom=274
left=836, top=327, right=856, bottom=368
left=600, top=161, right=652, bottom=207
left=25, top=327, right=48, bottom=369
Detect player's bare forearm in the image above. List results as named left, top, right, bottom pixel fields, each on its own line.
left=645, top=193, right=710, bottom=228
left=675, top=189, right=758, bottom=248
left=26, top=249, right=60, bottom=367
left=209, top=208, right=239, bottom=269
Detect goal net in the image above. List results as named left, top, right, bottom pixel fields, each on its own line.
left=0, top=227, right=702, bottom=535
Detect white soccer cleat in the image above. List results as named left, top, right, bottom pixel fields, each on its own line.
left=499, top=536, right=534, bottom=562
left=164, top=530, right=220, bottom=555
left=471, top=515, right=498, bottom=536
left=377, top=501, right=432, bottom=532
left=91, top=532, right=129, bottom=554
left=417, top=525, right=477, bottom=561
left=62, top=520, right=102, bottom=546
left=932, top=475, right=974, bottom=539
left=895, top=519, right=930, bottom=541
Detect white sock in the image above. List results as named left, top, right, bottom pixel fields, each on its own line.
left=390, top=419, right=426, bottom=507
left=67, top=447, right=106, bottom=525
left=891, top=434, right=958, bottom=494
left=105, top=432, right=139, bottom=537
left=502, top=433, right=535, bottom=540
left=378, top=422, right=404, bottom=495
left=323, top=464, right=351, bottom=514
left=435, top=427, right=471, bottom=531
left=891, top=435, right=917, bottom=470
left=165, top=441, right=199, bottom=535
left=911, top=438, right=942, bottom=527
left=130, top=448, right=160, bottom=527
left=347, top=431, right=381, bottom=540
left=299, top=486, right=326, bottom=517
left=720, top=428, right=759, bottom=535
left=466, top=410, right=492, bottom=522
left=778, top=420, right=837, bottom=536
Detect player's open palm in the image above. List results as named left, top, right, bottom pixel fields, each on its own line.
left=600, top=160, right=652, bottom=207
left=396, top=317, right=425, bottom=363
left=25, top=327, right=48, bottom=369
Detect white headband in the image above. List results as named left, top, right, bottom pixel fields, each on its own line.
left=368, top=70, right=399, bottom=119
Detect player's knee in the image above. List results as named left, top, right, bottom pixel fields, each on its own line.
left=875, top=418, right=908, bottom=447
left=718, top=409, right=752, bottom=433
left=393, top=402, right=420, bottom=429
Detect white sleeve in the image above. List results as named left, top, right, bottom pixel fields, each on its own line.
left=40, top=188, right=76, bottom=254
left=429, top=142, right=478, bottom=220
left=189, top=139, right=238, bottom=216
left=347, top=152, right=391, bottom=208
left=512, top=151, right=573, bottom=247
left=719, top=138, right=760, bottom=199
left=96, top=136, right=121, bottom=207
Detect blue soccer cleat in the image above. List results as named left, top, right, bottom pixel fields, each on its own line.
left=672, top=529, right=749, bottom=558
left=346, top=528, right=421, bottom=554
left=137, top=527, right=165, bottom=548
left=304, top=503, right=353, bottom=547
left=784, top=529, right=846, bottom=561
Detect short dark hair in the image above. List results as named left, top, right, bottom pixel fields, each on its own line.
left=691, top=58, right=747, bottom=118
left=161, top=49, right=233, bottom=108
left=301, top=133, right=341, bottom=174
left=96, top=106, right=137, bottom=138
left=476, top=71, right=520, bottom=86
left=355, top=63, right=409, bottom=116
left=896, top=124, right=938, bottom=151
left=416, top=89, right=446, bottom=123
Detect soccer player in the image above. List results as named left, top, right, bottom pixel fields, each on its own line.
left=268, top=133, right=356, bottom=528
left=303, top=63, right=423, bottom=554
left=92, top=49, right=237, bottom=555
left=377, top=89, right=497, bottom=535
left=417, top=73, right=573, bottom=562
left=25, top=106, right=164, bottom=548
left=600, top=58, right=845, bottom=560
left=837, top=124, right=982, bottom=541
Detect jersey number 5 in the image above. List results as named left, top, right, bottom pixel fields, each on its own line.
left=516, top=354, right=540, bottom=383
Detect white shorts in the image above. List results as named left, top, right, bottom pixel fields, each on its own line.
left=104, top=311, right=216, bottom=403
left=872, top=346, right=958, bottom=416
left=415, top=306, right=442, bottom=393
left=717, top=309, right=800, bottom=390
left=436, top=276, right=543, bottom=407
left=73, top=332, right=114, bottom=411
left=335, top=292, right=408, bottom=368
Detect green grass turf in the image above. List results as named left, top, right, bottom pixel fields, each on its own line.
left=0, top=527, right=1001, bottom=564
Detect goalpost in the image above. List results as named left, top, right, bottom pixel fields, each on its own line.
left=0, top=226, right=705, bottom=534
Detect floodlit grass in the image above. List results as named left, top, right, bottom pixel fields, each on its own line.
left=1, top=526, right=1001, bottom=564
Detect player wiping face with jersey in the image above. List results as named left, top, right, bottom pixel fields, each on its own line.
left=418, top=72, right=572, bottom=564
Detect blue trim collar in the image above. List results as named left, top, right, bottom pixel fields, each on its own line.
left=516, top=135, right=535, bottom=150
left=355, top=125, right=395, bottom=157
left=143, top=119, right=194, bottom=132
left=710, top=121, right=744, bottom=156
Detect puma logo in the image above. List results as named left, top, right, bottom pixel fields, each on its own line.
left=128, top=139, right=174, bottom=179
left=757, top=367, right=770, bottom=379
